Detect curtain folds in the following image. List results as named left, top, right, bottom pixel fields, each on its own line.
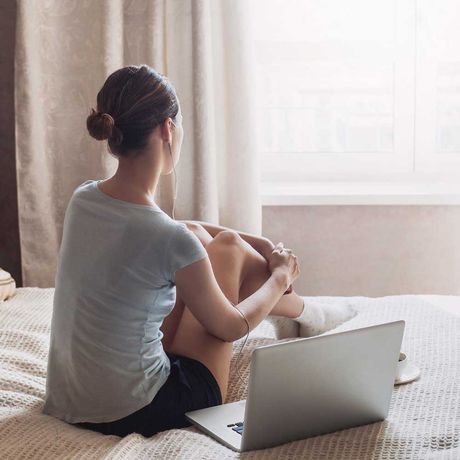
left=14, top=0, right=261, bottom=287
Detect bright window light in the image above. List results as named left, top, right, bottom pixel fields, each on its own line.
left=249, top=0, right=460, bottom=183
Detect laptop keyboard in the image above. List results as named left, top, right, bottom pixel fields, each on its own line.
left=227, top=421, right=244, bottom=435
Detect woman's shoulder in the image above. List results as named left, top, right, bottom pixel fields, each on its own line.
left=73, top=179, right=97, bottom=197
left=166, top=220, right=205, bottom=251
left=78, top=179, right=96, bottom=189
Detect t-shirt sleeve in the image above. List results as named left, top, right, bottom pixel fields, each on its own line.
left=164, top=222, right=209, bottom=284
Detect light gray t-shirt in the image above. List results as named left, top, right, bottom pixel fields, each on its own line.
left=42, top=179, right=208, bottom=423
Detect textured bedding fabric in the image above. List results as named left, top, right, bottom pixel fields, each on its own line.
left=1, top=288, right=460, bottom=459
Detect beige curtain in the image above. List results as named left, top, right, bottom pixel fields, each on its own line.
left=15, top=0, right=261, bottom=287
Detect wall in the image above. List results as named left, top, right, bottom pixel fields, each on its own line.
left=263, top=205, right=460, bottom=296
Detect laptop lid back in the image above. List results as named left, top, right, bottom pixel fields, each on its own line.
left=241, top=320, right=405, bottom=451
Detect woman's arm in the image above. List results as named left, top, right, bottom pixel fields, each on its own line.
left=174, top=257, right=291, bottom=342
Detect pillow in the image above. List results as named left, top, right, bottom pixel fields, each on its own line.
left=0, top=268, right=16, bottom=302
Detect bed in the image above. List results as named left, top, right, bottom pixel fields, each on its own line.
left=1, top=288, right=459, bottom=459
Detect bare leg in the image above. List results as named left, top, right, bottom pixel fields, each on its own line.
left=159, top=223, right=214, bottom=350
left=162, top=228, right=304, bottom=402
left=159, top=235, right=303, bottom=353
left=183, top=222, right=305, bottom=318
left=165, top=230, right=247, bottom=402
left=237, top=244, right=304, bottom=318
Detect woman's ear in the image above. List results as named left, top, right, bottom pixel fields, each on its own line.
left=160, top=118, right=173, bottom=144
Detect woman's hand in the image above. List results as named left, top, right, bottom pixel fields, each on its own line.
left=258, top=238, right=294, bottom=294
left=268, top=242, right=300, bottom=294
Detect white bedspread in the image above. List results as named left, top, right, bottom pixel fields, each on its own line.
left=1, top=288, right=459, bottom=459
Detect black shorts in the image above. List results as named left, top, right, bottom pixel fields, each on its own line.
left=73, top=352, right=222, bottom=437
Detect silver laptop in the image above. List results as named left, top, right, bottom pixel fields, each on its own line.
left=185, top=319, right=405, bottom=452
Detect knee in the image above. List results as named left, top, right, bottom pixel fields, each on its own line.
left=185, top=222, right=206, bottom=233
left=213, top=230, right=243, bottom=246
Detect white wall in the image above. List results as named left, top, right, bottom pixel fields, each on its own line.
left=262, top=206, right=460, bottom=296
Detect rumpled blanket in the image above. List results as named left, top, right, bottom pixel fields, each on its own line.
left=1, top=288, right=459, bottom=459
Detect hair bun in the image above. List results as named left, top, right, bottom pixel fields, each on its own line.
left=86, top=108, right=116, bottom=141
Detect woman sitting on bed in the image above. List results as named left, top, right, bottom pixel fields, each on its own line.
left=42, top=64, right=357, bottom=437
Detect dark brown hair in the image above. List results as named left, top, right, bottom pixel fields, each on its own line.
left=86, top=64, right=179, bottom=157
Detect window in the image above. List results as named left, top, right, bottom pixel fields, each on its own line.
left=415, top=0, right=460, bottom=173
left=249, top=0, right=460, bottom=193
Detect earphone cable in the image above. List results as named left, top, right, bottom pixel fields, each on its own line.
left=168, top=141, right=178, bottom=219
left=230, top=300, right=250, bottom=387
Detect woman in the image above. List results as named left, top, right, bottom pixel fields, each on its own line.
left=42, top=64, right=357, bottom=437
